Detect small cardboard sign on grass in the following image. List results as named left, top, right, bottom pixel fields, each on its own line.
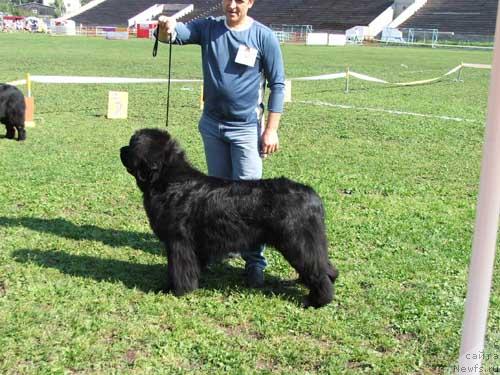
left=107, top=91, right=128, bottom=119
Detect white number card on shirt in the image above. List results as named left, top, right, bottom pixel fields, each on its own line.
left=235, top=45, right=258, bottom=67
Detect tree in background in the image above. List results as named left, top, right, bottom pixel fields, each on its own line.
left=0, top=1, right=10, bottom=13
left=0, top=0, right=15, bottom=14
left=0, top=0, right=65, bottom=16
left=53, top=0, right=65, bottom=17
left=0, top=0, right=30, bottom=16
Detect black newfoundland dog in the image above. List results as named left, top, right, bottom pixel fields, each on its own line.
left=120, top=128, right=338, bottom=308
left=0, top=84, right=26, bottom=141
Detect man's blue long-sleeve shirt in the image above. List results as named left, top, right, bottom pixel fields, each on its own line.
left=174, top=17, right=285, bottom=125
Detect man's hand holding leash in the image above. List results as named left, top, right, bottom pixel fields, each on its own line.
left=157, top=16, right=176, bottom=42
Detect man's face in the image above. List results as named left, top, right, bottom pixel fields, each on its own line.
left=223, top=0, right=254, bottom=27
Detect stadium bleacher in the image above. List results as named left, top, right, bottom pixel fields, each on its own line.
left=247, top=0, right=394, bottom=32
left=176, top=0, right=221, bottom=24
left=69, top=0, right=177, bottom=27
left=70, top=0, right=394, bottom=32
left=69, top=0, right=499, bottom=38
left=400, top=0, right=498, bottom=35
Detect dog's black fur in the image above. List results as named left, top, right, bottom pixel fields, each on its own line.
left=120, top=128, right=338, bottom=308
left=0, top=84, right=26, bottom=141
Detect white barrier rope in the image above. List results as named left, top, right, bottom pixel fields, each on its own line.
left=462, top=63, right=492, bottom=69
left=6, top=63, right=491, bottom=88
left=7, top=76, right=202, bottom=86
left=292, top=63, right=490, bottom=86
left=292, top=72, right=346, bottom=81
left=349, top=72, right=388, bottom=84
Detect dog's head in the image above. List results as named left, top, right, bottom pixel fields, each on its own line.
left=120, top=128, right=184, bottom=191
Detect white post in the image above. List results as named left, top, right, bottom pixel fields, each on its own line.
left=458, top=0, right=500, bottom=371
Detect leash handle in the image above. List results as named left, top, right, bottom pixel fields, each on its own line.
left=152, top=26, right=159, bottom=57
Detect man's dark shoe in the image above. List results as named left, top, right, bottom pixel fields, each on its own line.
left=245, top=267, right=265, bottom=288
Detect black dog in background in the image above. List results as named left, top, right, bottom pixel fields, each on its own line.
left=0, top=84, right=26, bottom=141
left=120, top=129, right=338, bottom=308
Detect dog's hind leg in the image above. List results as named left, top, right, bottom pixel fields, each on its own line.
left=277, top=229, right=337, bottom=308
left=302, top=262, right=338, bottom=309
left=15, top=124, right=26, bottom=141
left=165, top=239, right=201, bottom=296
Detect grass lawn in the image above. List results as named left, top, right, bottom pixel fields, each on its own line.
left=0, top=33, right=499, bottom=373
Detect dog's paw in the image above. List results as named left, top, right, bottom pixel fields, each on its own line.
left=302, top=296, right=330, bottom=309
left=156, top=280, right=171, bottom=294
left=302, top=297, right=315, bottom=309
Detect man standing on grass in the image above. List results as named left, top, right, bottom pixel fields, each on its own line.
left=157, top=0, right=285, bottom=287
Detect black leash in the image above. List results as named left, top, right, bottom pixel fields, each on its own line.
left=152, top=27, right=173, bottom=128
left=165, top=38, right=173, bottom=128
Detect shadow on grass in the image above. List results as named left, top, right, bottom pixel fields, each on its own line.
left=12, top=248, right=305, bottom=305
left=3, top=216, right=305, bottom=304
left=0, top=216, right=162, bottom=255
left=13, top=248, right=164, bottom=292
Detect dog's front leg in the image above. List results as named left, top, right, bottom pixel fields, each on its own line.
left=165, top=240, right=201, bottom=296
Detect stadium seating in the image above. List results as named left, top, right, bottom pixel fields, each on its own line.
left=70, top=0, right=192, bottom=26
left=176, top=0, right=395, bottom=32
left=69, top=0, right=498, bottom=37
left=70, top=0, right=225, bottom=27
left=246, top=0, right=394, bottom=32
left=176, top=0, right=222, bottom=23
left=70, top=0, right=394, bottom=32
left=399, top=0, right=498, bottom=35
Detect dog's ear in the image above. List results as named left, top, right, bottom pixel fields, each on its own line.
left=150, top=161, right=162, bottom=184
left=163, top=139, right=185, bottom=166
left=137, top=160, right=162, bottom=184
left=136, top=164, right=149, bottom=183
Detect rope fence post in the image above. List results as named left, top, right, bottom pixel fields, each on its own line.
left=456, top=62, right=464, bottom=82
left=344, top=66, right=350, bottom=93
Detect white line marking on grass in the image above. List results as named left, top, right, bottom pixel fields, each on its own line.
left=298, top=100, right=479, bottom=123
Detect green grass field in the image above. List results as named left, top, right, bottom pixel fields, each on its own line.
left=0, top=33, right=499, bottom=374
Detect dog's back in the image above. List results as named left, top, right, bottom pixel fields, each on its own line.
left=223, top=176, right=325, bottom=225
